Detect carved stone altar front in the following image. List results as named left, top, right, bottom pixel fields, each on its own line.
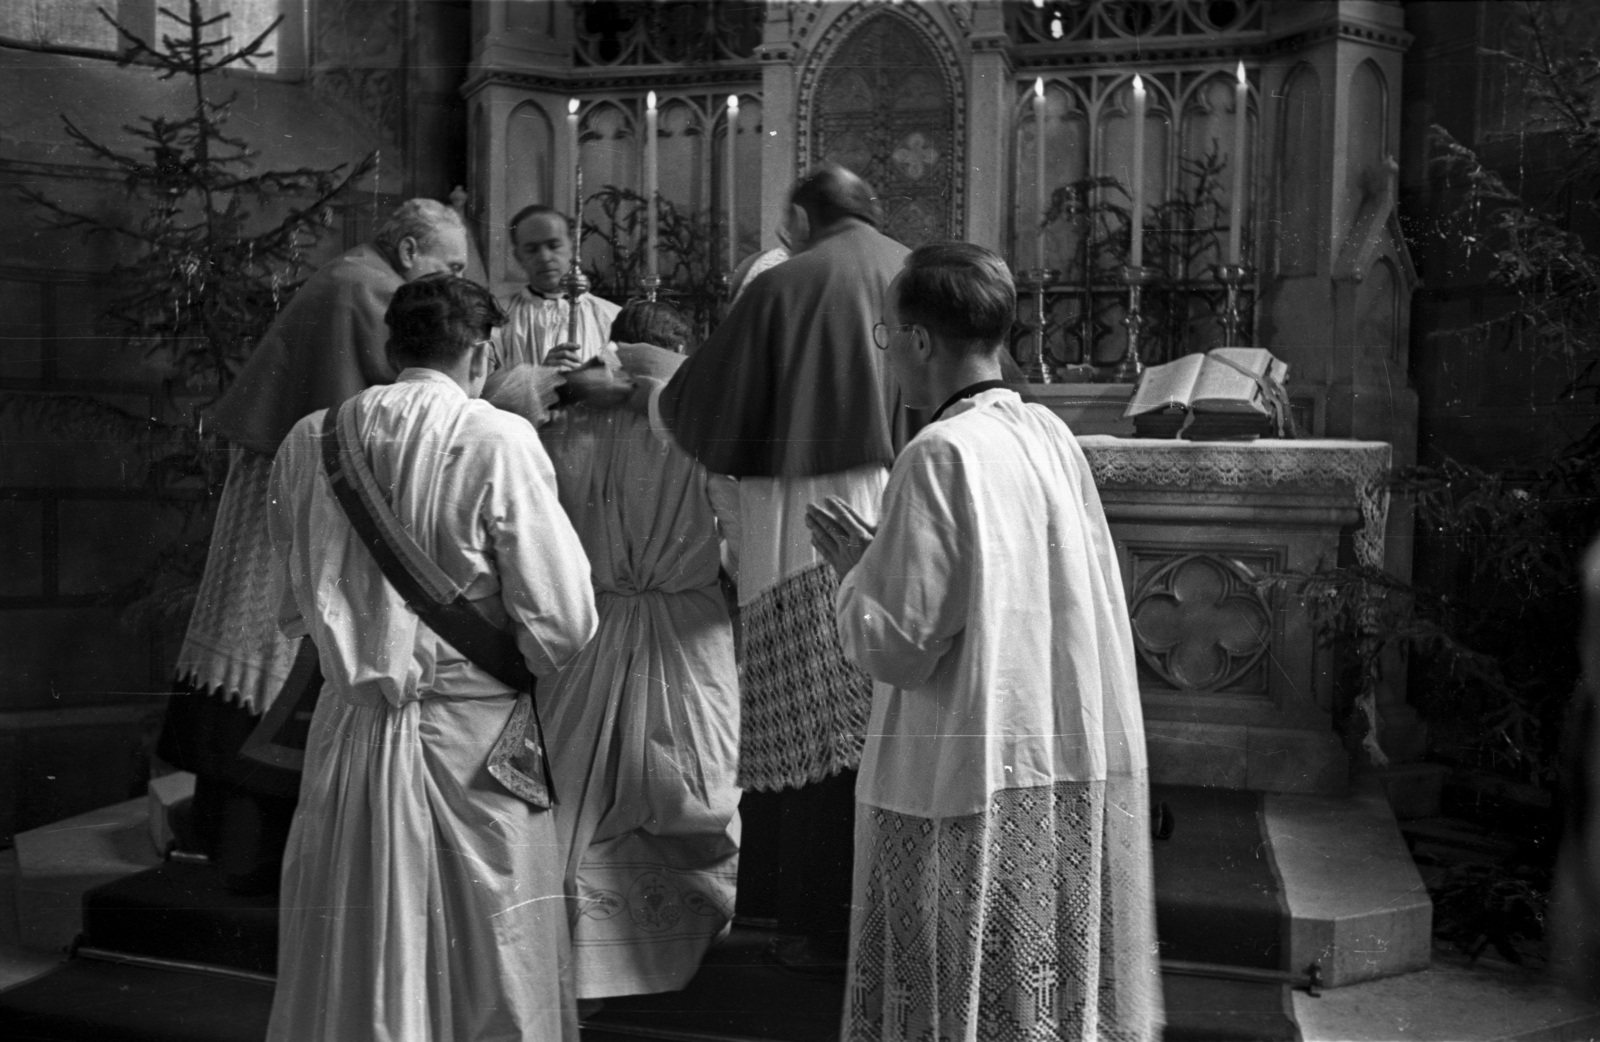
left=1079, top=436, right=1392, bottom=795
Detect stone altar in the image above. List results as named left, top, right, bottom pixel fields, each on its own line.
left=1077, top=436, right=1392, bottom=795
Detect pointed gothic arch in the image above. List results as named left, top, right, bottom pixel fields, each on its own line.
left=795, top=3, right=966, bottom=246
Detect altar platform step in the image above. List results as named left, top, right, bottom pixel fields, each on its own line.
left=7, top=787, right=1598, bottom=1042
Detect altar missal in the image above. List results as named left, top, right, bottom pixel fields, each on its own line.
left=1124, top=348, right=1290, bottom=439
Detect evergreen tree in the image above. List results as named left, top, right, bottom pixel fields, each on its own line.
left=6, top=0, right=375, bottom=614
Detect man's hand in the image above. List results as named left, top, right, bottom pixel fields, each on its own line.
left=543, top=342, right=585, bottom=371
left=485, top=363, right=564, bottom=426
left=806, top=496, right=877, bottom=580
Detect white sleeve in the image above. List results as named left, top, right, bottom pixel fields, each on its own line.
left=834, top=440, right=971, bottom=689
left=706, top=473, right=742, bottom=582
left=486, top=424, right=599, bottom=677
left=645, top=378, right=674, bottom=447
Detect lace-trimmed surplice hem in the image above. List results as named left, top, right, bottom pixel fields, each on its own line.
left=844, top=776, right=1164, bottom=1042
left=174, top=443, right=300, bottom=714
left=737, top=562, right=873, bottom=791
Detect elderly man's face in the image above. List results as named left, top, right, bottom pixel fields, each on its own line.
left=512, top=213, right=574, bottom=295
left=403, top=223, right=470, bottom=282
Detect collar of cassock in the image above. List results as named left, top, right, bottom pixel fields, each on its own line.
left=525, top=286, right=590, bottom=304
left=930, top=380, right=1009, bottom=424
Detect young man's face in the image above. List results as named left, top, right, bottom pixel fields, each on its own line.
left=882, top=273, right=934, bottom=409
left=512, top=213, right=573, bottom=295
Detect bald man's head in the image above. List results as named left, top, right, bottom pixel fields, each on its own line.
left=789, top=164, right=881, bottom=240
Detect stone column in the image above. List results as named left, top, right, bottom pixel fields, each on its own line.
left=1258, top=1, right=1426, bottom=766
left=757, top=6, right=799, bottom=251
left=964, top=5, right=1013, bottom=251
left=464, top=0, right=571, bottom=290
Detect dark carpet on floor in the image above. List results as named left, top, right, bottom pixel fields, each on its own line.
left=1152, top=784, right=1289, bottom=972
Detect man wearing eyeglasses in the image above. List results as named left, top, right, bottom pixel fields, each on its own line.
left=809, top=244, right=1161, bottom=1042
left=616, top=163, right=914, bottom=972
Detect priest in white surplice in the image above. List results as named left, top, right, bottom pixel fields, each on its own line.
left=496, top=204, right=621, bottom=368
left=808, top=244, right=1163, bottom=1042
left=265, top=275, right=598, bottom=1042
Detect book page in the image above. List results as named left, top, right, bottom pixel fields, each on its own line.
left=1192, top=348, right=1276, bottom=414
left=1124, top=352, right=1206, bottom=417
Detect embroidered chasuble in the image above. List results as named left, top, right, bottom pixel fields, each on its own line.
left=835, top=388, right=1163, bottom=1042
left=539, top=406, right=742, bottom=999
left=265, top=369, right=598, bottom=1042
left=496, top=287, right=621, bottom=367
left=649, top=219, right=912, bottom=791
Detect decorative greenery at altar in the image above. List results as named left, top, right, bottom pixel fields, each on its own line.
left=2, top=0, right=373, bottom=621
left=581, top=184, right=735, bottom=343
left=1022, top=145, right=1250, bottom=376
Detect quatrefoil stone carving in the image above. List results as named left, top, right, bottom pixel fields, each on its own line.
left=1129, top=554, right=1272, bottom=692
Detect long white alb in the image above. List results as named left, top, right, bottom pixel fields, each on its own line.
left=265, top=368, right=598, bottom=1042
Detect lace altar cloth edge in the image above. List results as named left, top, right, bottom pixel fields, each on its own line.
left=1077, top=436, right=1392, bottom=570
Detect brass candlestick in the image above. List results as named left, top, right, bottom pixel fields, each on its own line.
left=1217, top=263, right=1253, bottom=347
left=639, top=274, right=662, bottom=303
left=1112, top=264, right=1157, bottom=383
left=1019, top=267, right=1058, bottom=383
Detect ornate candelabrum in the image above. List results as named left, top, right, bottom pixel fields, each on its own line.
left=1112, top=265, right=1157, bottom=383
left=638, top=273, right=662, bottom=303
left=1019, top=268, right=1058, bottom=383
left=1217, top=263, right=1253, bottom=348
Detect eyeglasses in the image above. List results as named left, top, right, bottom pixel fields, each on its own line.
left=872, top=322, right=917, bottom=350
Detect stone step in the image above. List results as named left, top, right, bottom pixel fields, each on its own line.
left=1261, top=780, right=1433, bottom=988
left=13, top=797, right=161, bottom=953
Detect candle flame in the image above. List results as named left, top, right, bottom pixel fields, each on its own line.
left=1132, top=73, right=1146, bottom=97
left=568, top=98, right=579, bottom=115
left=727, top=94, right=739, bottom=111
left=1236, top=61, right=1246, bottom=86
left=647, top=90, right=657, bottom=111
left=1034, top=77, right=1045, bottom=100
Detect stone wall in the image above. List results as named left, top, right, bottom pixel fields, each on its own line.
left=0, top=0, right=472, bottom=842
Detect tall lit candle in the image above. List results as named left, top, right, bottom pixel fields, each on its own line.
left=567, top=98, right=580, bottom=221
left=1228, top=62, right=1248, bottom=265
left=725, top=94, right=739, bottom=274
left=645, top=91, right=659, bottom=279
left=1033, top=78, right=1047, bottom=272
left=1129, top=74, right=1146, bottom=270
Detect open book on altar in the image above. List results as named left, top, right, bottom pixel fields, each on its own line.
left=1123, top=348, right=1293, bottom=440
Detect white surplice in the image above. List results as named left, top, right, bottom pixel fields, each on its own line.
left=835, top=387, right=1162, bottom=1042
left=496, top=288, right=622, bottom=367
left=265, top=368, right=599, bottom=1042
